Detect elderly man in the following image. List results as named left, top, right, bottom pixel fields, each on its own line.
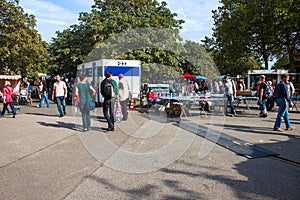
left=118, top=74, right=130, bottom=121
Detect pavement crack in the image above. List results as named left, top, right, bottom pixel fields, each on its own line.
left=0, top=134, right=76, bottom=169
left=62, top=162, right=104, bottom=200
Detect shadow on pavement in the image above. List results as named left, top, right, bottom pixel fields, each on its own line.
left=212, top=123, right=299, bottom=137
left=37, top=121, right=77, bottom=131
left=25, top=112, right=58, bottom=117
left=88, top=175, right=158, bottom=199
left=159, top=137, right=300, bottom=200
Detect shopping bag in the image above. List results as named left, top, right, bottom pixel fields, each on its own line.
left=114, top=100, right=123, bottom=122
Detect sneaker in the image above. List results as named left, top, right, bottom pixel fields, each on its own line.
left=107, top=127, right=115, bottom=131
left=36, top=105, right=40, bottom=108
left=259, top=113, right=268, bottom=118
left=273, top=128, right=284, bottom=132
left=59, top=114, right=64, bottom=118
left=12, top=115, right=15, bottom=118
left=83, top=128, right=88, bottom=132
left=286, top=126, right=296, bottom=131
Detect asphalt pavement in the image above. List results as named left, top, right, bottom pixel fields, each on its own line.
left=0, top=101, right=299, bottom=200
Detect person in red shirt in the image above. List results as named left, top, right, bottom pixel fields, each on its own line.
left=1, top=81, right=16, bottom=118
left=147, top=89, right=156, bottom=106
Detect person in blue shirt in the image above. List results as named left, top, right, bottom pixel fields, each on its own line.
left=273, top=74, right=296, bottom=132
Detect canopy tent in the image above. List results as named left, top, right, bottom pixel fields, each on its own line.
left=0, top=75, right=22, bottom=93
left=214, top=75, right=234, bottom=80
left=195, top=75, right=208, bottom=80
left=181, top=72, right=196, bottom=79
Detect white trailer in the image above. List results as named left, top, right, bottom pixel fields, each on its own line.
left=77, top=59, right=141, bottom=103
left=247, top=69, right=289, bottom=90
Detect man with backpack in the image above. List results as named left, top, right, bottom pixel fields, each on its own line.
left=101, top=71, right=119, bottom=131
left=258, top=75, right=270, bottom=118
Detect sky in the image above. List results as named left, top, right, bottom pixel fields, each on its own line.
left=19, top=0, right=221, bottom=43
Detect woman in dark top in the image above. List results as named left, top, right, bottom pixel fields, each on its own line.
left=37, top=80, right=50, bottom=108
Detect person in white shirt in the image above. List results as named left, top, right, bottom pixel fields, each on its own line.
left=287, top=81, right=295, bottom=97
left=118, top=74, right=130, bottom=121
left=52, top=75, right=67, bottom=117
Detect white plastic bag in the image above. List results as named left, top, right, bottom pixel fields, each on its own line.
left=114, top=100, right=123, bottom=122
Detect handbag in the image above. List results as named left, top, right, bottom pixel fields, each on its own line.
left=85, top=82, right=95, bottom=110
left=89, top=100, right=96, bottom=110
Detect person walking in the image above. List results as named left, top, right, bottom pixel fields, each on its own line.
left=257, top=75, right=268, bottom=117
left=100, top=71, right=118, bottom=131
left=1, top=81, right=16, bottom=118
left=37, top=80, right=50, bottom=108
left=52, top=75, right=67, bottom=117
left=118, top=74, right=130, bottom=121
left=273, top=74, right=296, bottom=132
left=223, top=76, right=237, bottom=117
left=75, top=74, right=96, bottom=131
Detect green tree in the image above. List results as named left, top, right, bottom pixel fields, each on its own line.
left=48, top=23, right=96, bottom=73
left=212, top=0, right=300, bottom=72
left=272, top=0, right=300, bottom=71
left=49, top=0, right=186, bottom=74
left=0, top=0, right=48, bottom=79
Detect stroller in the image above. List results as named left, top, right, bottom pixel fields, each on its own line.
left=19, top=89, right=32, bottom=105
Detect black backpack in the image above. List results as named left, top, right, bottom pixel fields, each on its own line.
left=103, top=79, right=113, bottom=98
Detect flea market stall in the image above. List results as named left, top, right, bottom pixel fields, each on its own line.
left=0, top=75, right=21, bottom=93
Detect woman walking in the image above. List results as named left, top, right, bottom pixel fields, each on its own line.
left=1, top=81, right=16, bottom=118
left=74, top=74, right=95, bottom=131
left=37, top=80, right=50, bottom=108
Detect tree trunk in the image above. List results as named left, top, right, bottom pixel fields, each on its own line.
left=288, top=48, right=295, bottom=72
left=263, top=53, right=269, bottom=69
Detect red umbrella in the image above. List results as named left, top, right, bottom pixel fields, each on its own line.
left=181, top=72, right=196, bottom=79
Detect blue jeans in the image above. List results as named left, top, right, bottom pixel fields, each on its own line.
left=225, top=94, right=235, bottom=115
left=274, top=98, right=291, bottom=129
left=39, top=93, right=50, bottom=108
left=55, top=96, right=66, bottom=116
left=79, top=102, right=90, bottom=129
left=103, top=98, right=115, bottom=128
left=1, top=101, right=16, bottom=116
left=259, top=99, right=267, bottom=111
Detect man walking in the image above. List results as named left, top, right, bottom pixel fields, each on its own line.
left=101, top=72, right=119, bottom=131
left=223, top=76, right=237, bottom=117
left=118, top=74, right=130, bottom=121
left=273, top=74, right=296, bottom=132
left=258, top=75, right=268, bottom=117
left=52, top=75, right=67, bottom=117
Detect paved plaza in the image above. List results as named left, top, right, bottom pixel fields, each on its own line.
left=0, top=101, right=299, bottom=200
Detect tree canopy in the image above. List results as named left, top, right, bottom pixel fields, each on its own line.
left=48, top=0, right=217, bottom=79
left=0, top=0, right=48, bottom=79
left=211, top=0, right=300, bottom=73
